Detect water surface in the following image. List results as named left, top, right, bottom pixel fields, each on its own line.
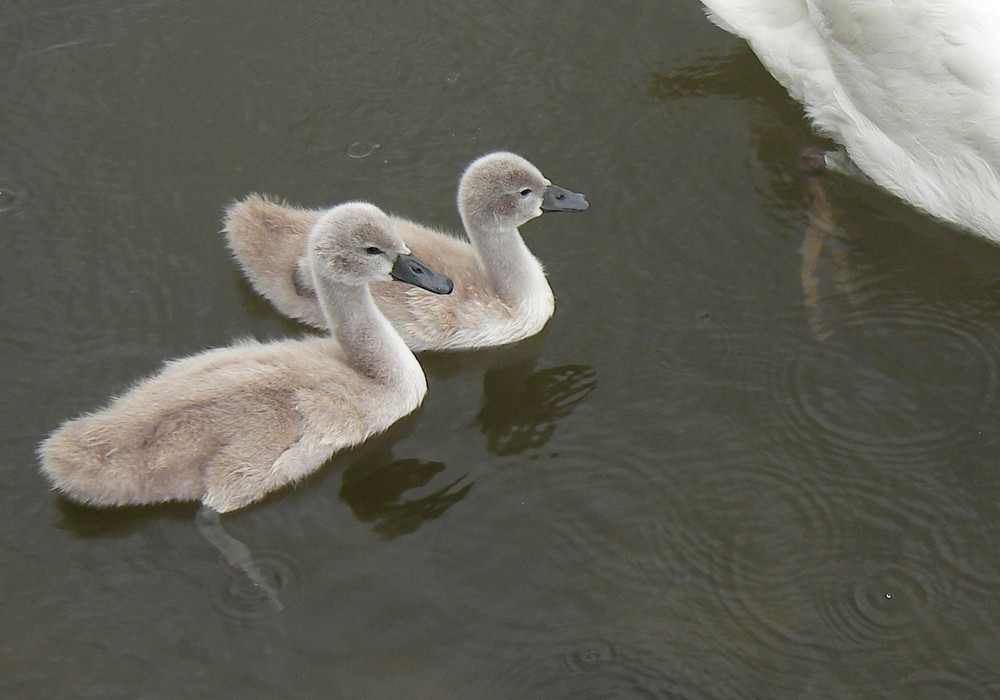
left=4, top=2, right=1000, bottom=698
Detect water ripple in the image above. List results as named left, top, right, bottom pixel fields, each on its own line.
left=930, top=518, right=1000, bottom=595
left=346, top=141, right=380, bottom=159
left=0, top=179, right=34, bottom=215
left=627, top=450, right=970, bottom=668
left=768, top=305, right=1000, bottom=463
left=562, top=637, right=618, bottom=675
left=631, top=444, right=843, bottom=589
left=812, top=560, right=939, bottom=647
left=715, top=551, right=951, bottom=667
left=463, top=636, right=718, bottom=700
left=893, top=669, right=1000, bottom=699
left=211, top=550, right=297, bottom=623
left=670, top=309, right=743, bottom=379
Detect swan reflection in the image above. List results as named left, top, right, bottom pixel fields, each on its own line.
left=475, top=360, right=596, bottom=456
left=340, top=454, right=472, bottom=539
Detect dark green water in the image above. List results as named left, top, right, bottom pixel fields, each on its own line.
left=4, top=2, right=1000, bottom=697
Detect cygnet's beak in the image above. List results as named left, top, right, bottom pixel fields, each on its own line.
left=541, top=184, right=589, bottom=212
left=390, top=253, right=454, bottom=295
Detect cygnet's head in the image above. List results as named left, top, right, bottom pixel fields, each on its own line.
left=309, top=202, right=453, bottom=294
left=457, top=152, right=589, bottom=231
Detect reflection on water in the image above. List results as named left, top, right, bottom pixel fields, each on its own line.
left=647, top=44, right=789, bottom=104
left=474, top=359, right=596, bottom=456
left=799, top=170, right=859, bottom=341
left=647, top=45, right=836, bottom=204
left=332, top=350, right=596, bottom=541
left=787, top=171, right=1000, bottom=463
left=53, top=498, right=197, bottom=538
left=340, top=454, right=472, bottom=540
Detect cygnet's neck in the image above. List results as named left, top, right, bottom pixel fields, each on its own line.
left=463, top=217, right=548, bottom=303
left=314, top=274, right=423, bottom=386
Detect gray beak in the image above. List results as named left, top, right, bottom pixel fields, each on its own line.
left=390, top=253, right=454, bottom=295
left=541, top=184, right=589, bottom=212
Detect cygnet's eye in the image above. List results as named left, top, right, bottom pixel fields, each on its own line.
left=365, top=246, right=383, bottom=256
left=519, top=188, right=532, bottom=197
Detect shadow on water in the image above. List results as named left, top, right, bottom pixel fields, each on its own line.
left=340, top=453, right=472, bottom=540
left=54, top=498, right=198, bottom=538
left=418, top=333, right=598, bottom=456
left=340, top=343, right=597, bottom=536
left=474, top=358, right=596, bottom=456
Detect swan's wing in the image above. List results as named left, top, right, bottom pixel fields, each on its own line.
left=223, top=194, right=327, bottom=327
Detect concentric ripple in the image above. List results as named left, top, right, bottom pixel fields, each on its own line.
left=687, top=465, right=848, bottom=655
left=716, top=543, right=957, bottom=668
left=770, top=306, right=1000, bottom=463
left=670, top=308, right=745, bottom=380
left=635, top=444, right=845, bottom=595
left=638, top=453, right=963, bottom=664
left=211, top=551, right=297, bottom=623
left=929, top=517, right=1000, bottom=596
left=346, top=141, right=380, bottom=159
left=812, top=561, right=937, bottom=647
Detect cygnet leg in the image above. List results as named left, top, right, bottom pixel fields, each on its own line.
left=196, top=504, right=284, bottom=611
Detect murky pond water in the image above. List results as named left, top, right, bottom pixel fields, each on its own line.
left=4, top=2, right=1000, bottom=697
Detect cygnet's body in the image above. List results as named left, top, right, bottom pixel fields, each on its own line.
left=701, top=0, right=1000, bottom=242
left=223, top=152, right=589, bottom=351
left=38, top=203, right=453, bottom=513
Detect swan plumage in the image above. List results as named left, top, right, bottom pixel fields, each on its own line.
left=701, top=0, right=1000, bottom=242
left=223, top=152, right=588, bottom=351
left=38, top=203, right=452, bottom=513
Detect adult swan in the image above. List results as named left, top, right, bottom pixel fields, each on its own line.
left=700, top=0, right=1000, bottom=243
